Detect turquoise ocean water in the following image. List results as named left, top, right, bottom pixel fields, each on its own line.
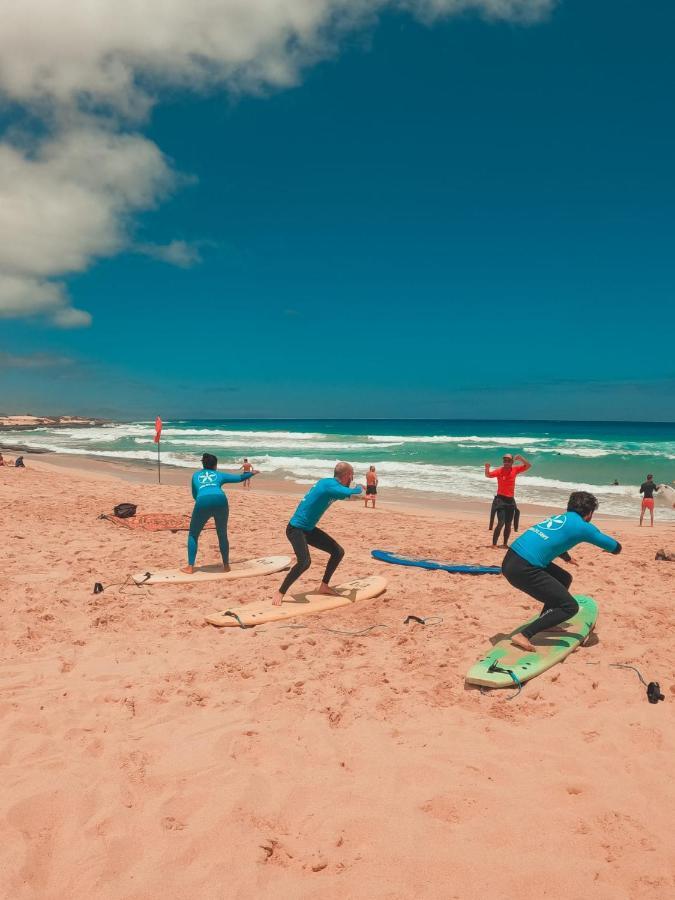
left=5, top=419, right=675, bottom=518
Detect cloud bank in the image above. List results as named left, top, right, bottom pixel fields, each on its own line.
left=0, top=0, right=554, bottom=326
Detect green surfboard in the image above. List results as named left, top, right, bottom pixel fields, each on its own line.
left=466, top=594, right=598, bottom=689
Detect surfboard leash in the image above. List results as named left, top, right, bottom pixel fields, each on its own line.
left=608, top=664, right=665, bottom=704
left=483, top=660, right=523, bottom=700
left=92, top=572, right=151, bottom=595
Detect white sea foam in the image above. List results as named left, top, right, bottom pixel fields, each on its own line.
left=368, top=434, right=550, bottom=445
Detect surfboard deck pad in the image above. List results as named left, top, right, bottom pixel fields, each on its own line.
left=204, top=575, right=387, bottom=627
left=135, top=555, right=291, bottom=585
left=465, top=594, right=598, bottom=688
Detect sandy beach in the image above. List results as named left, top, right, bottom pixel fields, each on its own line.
left=1, top=457, right=674, bottom=899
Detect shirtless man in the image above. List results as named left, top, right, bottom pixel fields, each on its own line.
left=485, top=453, right=531, bottom=548
left=273, top=462, right=363, bottom=605
left=240, top=458, right=254, bottom=489
left=365, top=465, right=378, bottom=508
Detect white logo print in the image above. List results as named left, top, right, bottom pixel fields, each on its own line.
left=198, top=471, right=218, bottom=487
left=541, top=514, right=566, bottom=531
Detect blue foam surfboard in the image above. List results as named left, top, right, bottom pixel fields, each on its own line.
left=371, top=549, right=501, bottom=575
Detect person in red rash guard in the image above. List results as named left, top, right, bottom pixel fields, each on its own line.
left=484, top=453, right=532, bottom=549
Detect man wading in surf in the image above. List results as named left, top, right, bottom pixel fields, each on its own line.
left=501, top=491, right=621, bottom=652
left=273, top=462, right=363, bottom=605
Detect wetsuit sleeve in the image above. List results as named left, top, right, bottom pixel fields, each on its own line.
left=583, top=521, right=620, bottom=554
left=639, top=483, right=645, bottom=494
left=191, top=475, right=198, bottom=500
left=329, top=483, right=362, bottom=499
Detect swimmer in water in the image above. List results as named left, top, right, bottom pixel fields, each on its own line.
left=181, top=453, right=258, bottom=574
left=273, top=462, right=363, bottom=605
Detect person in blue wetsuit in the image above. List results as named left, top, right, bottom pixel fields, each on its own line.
left=181, top=453, right=258, bottom=574
left=273, top=462, right=363, bottom=605
left=502, top=491, right=621, bottom=652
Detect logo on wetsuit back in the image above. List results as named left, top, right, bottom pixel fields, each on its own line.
left=198, top=471, right=218, bottom=487
left=540, top=514, right=566, bottom=531
left=531, top=513, right=566, bottom=541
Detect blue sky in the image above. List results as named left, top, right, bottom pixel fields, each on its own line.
left=1, top=0, right=674, bottom=420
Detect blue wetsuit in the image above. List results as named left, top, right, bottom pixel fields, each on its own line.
left=187, top=468, right=253, bottom=566
left=503, top=511, right=620, bottom=640
left=290, top=477, right=362, bottom=530
left=511, top=511, right=619, bottom=567
left=280, top=478, right=362, bottom=595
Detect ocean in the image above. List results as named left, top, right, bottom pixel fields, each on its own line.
left=5, top=419, right=675, bottom=518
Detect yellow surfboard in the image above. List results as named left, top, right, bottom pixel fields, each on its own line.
left=204, top=575, right=387, bottom=627
left=134, top=555, right=291, bottom=585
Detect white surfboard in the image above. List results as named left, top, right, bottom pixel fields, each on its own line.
left=204, top=575, right=387, bottom=627
left=134, top=555, right=291, bottom=585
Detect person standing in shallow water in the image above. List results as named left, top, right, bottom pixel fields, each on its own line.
left=364, top=465, right=378, bottom=508
left=485, top=453, right=531, bottom=549
left=182, top=453, right=258, bottom=574
left=639, top=473, right=659, bottom=527
left=273, top=461, right=363, bottom=605
left=240, top=458, right=254, bottom=489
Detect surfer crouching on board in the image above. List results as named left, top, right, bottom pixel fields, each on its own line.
left=485, top=453, right=531, bottom=549
left=502, top=491, right=621, bottom=652
left=273, top=462, right=363, bottom=605
left=181, top=453, right=258, bottom=574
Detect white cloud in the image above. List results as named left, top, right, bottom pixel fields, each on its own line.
left=0, top=125, right=174, bottom=326
left=136, top=240, right=203, bottom=268
left=0, top=350, right=74, bottom=369
left=0, top=0, right=554, bottom=326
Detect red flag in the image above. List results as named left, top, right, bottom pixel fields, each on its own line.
left=154, top=416, right=162, bottom=444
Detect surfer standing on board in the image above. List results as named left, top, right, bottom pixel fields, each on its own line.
left=181, top=453, right=259, bottom=574
left=501, top=491, right=621, bottom=652
left=273, top=462, right=363, bottom=605
left=485, top=453, right=531, bottom=549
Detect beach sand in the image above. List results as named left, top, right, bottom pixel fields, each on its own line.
left=1, top=458, right=674, bottom=899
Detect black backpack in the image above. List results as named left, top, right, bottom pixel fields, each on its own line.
left=113, top=503, right=137, bottom=519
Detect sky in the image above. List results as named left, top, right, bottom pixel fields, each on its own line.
left=0, top=0, right=674, bottom=421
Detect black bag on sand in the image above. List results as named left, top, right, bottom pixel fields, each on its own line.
left=113, top=503, right=137, bottom=519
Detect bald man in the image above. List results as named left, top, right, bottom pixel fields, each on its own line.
left=273, top=462, right=363, bottom=605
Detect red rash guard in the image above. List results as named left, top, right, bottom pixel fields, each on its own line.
left=487, top=465, right=527, bottom=498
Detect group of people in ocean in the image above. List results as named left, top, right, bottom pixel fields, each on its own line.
left=179, top=451, right=635, bottom=652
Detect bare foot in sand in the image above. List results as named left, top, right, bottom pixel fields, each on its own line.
left=490, top=545, right=500, bottom=550
left=221, top=564, right=231, bottom=573
left=317, top=582, right=341, bottom=596
left=181, top=565, right=194, bottom=574
left=511, top=633, right=536, bottom=652
left=272, top=592, right=284, bottom=607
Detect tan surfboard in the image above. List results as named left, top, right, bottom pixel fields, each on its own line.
left=204, top=575, right=387, bottom=627
left=134, top=555, right=291, bottom=585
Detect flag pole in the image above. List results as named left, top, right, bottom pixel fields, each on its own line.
left=154, top=416, right=163, bottom=484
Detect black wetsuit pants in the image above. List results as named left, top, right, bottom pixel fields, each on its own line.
left=279, top=524, right=345, bottom=595
left=501, top=548, right=579, bottom=640
left=493, top=495, right=516, bottom=546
